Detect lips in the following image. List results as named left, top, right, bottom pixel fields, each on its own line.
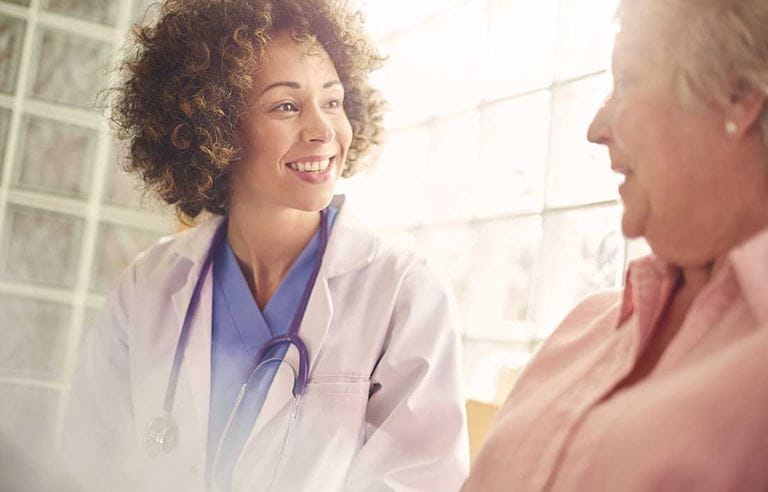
left=285, top=155, right=337, bottom=184
left=610, top=160, right=633, bottom=197
left=286, top=156, right=333, bottom=173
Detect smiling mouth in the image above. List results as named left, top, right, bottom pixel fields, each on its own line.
left=286, top=156, right=334, bottom=173
left=612, top=164, right=634, bottom=184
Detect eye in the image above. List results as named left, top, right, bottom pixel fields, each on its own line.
left=325, top=99, right=343, bottom=109
left=273, top=101, right=299, bottom=112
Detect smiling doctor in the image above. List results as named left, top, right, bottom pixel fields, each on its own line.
left=61, top=1, right=468, bottom=491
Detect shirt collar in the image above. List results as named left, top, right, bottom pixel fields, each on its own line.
left=617, top=255, right=679, bottom=328
left=619, top=224, right=768, bottom=329
left=727, top=225, right=768, bottom=325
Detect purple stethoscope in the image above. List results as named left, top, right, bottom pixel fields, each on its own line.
left=145, top=209, right=330, bottom=457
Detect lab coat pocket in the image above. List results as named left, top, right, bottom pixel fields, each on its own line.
left=235, top=377, right=370, bottom=492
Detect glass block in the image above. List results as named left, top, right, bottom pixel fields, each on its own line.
left=362, top=0, right=464, bottom=40
left=474, top=91, right=550, bottom=218
left=462, top=339, right=533, bottom=404
left=546, top=74, right=617, bottom=207
left=133, top=0, right=160, bottom=24
left=90, top=222, right=162, bottom=294
left=80, top=306, right=101, bottom=342
left=343, top=125, right=431, bottom=230
left=554, top=0, right=619, bottom=81
left=0, top=293, right=71, bottom=379
left=13, top=115, right=97, bottom=198
left=0, top=15, right=25, bottom=94
left=412, top=223, right=479, bottom=329
left=0, top=205, right=83, bottom=288
left=0, top=107, right=10, bottom=175
left=29, top=28, right=111, bottom=109
left=532, top=204, right=625, bottom=339
left=102, top=143, right=146, bottom=208
left=460, top=216, right=543, bottom=341
left=42, top=0, right=119, bottom=26
left=0, top=384, right=59, bottom=468
left=422, top=112, right=480, bottom=223
left=484, top=0, right=558, bottom=99
left=377, top=0, right=486, bottom=128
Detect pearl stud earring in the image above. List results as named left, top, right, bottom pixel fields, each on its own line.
left=725, top=120, right=738, bottom=136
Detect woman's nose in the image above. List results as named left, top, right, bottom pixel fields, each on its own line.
left=302, top=108, right=335, bottom=143
left=587, top=95, right=612, bottom=146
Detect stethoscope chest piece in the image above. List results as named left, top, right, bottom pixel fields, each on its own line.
left=145, top=413, right=177, bottom=457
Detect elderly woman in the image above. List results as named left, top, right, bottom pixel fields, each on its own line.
left=464, top=0, right=768, bottom=490
left=62, top=1, right=468, bottom=491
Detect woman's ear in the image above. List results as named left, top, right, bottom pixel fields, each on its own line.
left=724, top=80, right=766, bottom=139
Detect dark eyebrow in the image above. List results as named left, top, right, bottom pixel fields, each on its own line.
left=260, top=81, right=300, bottom=96
left=259, top=79, right=343, bottom=96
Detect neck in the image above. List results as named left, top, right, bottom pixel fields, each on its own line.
left=676, top=210, right=768, bottom=302
left=678, top=261, right=716, bottom=300
left=676, top=164, right=768, bottom=301
left=227, top=200, right=321, bottom=309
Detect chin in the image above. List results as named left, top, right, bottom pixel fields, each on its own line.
left=621, top=214, right=644, bottom=239
left=291, top=192, right=335, bottom=212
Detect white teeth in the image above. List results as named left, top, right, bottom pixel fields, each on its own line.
left=288, top=158, right=331, bottom=172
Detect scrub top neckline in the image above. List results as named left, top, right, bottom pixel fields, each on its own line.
left=213, top=218, right=327, bottom=354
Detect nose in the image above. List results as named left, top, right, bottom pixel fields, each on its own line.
left=587, top=95, right=612, bottom=146
left=301, top=106, right=335, bottom=144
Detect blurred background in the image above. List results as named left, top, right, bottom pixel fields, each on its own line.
left=0, top=0, right=650, bottom=469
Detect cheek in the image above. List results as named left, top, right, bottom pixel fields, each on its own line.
left=612, top=100, right=656, bottom=154
left=246, top=124, right=291, bottom=164
left=336, top=116, right=354, bottom=153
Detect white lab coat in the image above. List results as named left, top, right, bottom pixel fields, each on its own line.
left=62, top=195, right=469, bottom=492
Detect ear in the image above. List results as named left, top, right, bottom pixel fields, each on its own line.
left=725, top=80, right=766, bottom=138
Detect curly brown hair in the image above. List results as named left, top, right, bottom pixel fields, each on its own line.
left=111, top=0, right=385, bottom=219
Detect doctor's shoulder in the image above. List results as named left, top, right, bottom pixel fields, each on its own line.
left=331, top=204, right=452, bottom=301
left=97, top=216, right=222, bottom=326
left=116, top=216, right=222, bottom=288
left=364, top=229, right=460, bottom=328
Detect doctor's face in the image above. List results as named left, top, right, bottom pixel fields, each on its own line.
left=231, top=29, right=353, bottom=213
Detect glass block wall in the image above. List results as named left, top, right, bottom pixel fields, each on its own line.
left=0, top=0, right=171, bottom=467
left=346, top=0, right=651, bottom=404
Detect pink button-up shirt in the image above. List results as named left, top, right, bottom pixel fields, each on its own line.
left=464, top=229, right=768, bottom=491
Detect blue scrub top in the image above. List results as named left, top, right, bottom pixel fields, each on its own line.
left=206, top=208, right=338, bottom=491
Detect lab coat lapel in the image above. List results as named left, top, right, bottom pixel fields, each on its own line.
left=167, top=217, right=224, bottom=449
left=169, top=217, right=224, bottom=321
left=179, top=264, right=214, bottom=442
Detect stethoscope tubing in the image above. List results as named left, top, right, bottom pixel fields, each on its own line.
left=149, top=208, right=330, bottom=460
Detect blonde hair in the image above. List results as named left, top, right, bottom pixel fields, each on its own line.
left=617, top=0, right=768, bottom=146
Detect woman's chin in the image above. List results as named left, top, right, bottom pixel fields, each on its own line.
left=621, top=213, right=644, bottom=240
left=291, top=191, right=336, bottom=212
